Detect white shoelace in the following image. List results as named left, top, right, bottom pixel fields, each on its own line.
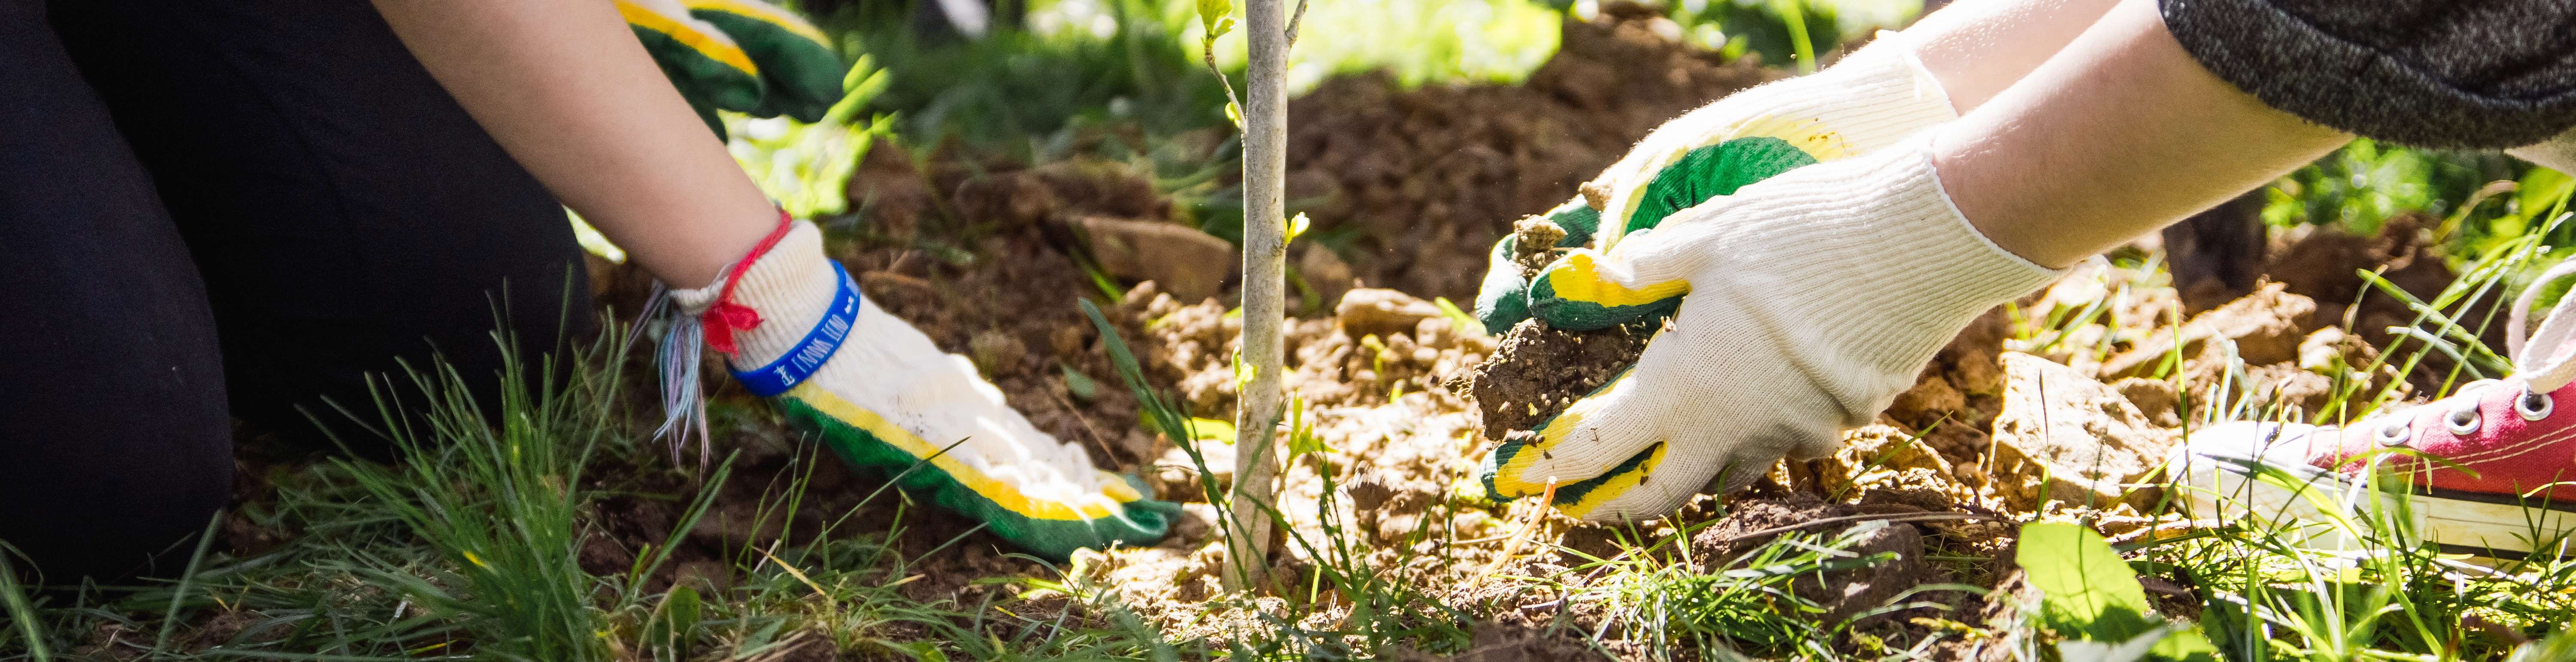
left=2509, top=258, right=2576, bottom=392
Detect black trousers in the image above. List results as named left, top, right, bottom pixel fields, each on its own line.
left=0, top=0, right=591, bottom=580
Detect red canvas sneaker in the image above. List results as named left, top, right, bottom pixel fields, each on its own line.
left=2168, top=263, right=2576, bottom=555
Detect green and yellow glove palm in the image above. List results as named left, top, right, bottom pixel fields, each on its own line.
left=1472, top=36, right=1968, bottom=519
left=619, top=0, right=847, bottom=134
left=675, top=219, right=1177, bottom=559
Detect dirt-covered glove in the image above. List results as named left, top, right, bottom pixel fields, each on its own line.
left=618, top=0, right=846, bottom=132
left=1475, top=34, right=1956, bottom=331
left=1480, top=138, right=2059, bottom=522
left=672, top=217, right=1177, bottom=559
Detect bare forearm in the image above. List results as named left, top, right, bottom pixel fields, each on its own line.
left=1932, top=0, right=2348, bottom=268
left=1904, top=0, right=2122, bottom=113
left=372, top=0, right=774, bottom=287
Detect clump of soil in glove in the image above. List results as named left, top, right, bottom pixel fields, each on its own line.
left=1461, top=319, right=1648, bottom=440
left=1508, top=215, right=1569, bottom=274
left=1458, top=216, right=1649, bottom=440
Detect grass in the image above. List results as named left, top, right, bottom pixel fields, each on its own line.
left=0, top=323, right=1186, bottom=661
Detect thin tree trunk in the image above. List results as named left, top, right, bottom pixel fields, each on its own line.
left=1224, top=0, right=1289, bottom=592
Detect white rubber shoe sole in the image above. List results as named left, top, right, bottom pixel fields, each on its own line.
left=2166, top=421, right=2576, bottom=556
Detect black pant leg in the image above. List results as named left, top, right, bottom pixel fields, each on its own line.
left=0, top=0, right=232, bottom=581
left=46, top=0, right=597, bottom=451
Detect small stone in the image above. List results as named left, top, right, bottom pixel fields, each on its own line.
left=1336, top=288, right=1444, bottom=338
left=1071, top=216, right=1235, bottom=301
left=1414, top=317, right=1456, bottom=349
left=1992, top=352, right=2177, bottom=510
left=1154, top=442, right=1236, bottom=500
left=2242, top=362, right=2339, bottom=418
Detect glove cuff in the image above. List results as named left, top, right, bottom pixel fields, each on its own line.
left=672, top=216, right=847, bottom=372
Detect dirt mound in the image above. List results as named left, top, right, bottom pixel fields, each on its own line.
left=1286, top=4, right=1776, bottom=301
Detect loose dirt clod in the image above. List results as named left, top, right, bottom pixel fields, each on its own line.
left=1509, top=215, right=1568, bottom=274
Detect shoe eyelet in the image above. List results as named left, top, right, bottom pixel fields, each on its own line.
left=2375, top=419, right=2414, bottom=447
left=2446, top=404, right=2482, bottom=436
left=2519, top=389, right=2555, bottom=422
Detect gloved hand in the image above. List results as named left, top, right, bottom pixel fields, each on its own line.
left=1480, top=138, right=2060, bottom=522
left=1475, top=34, right=1958, bottom=331
left=618, top=0, right=847, bottom=134
left=674, top=218, right=1177, bottom=559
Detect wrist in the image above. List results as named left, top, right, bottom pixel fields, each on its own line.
left=672, top=216, right=844, bottom=370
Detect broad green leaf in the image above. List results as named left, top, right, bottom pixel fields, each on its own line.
left=2017, top=522, right=2154, bottom=640
left=2017, top=523, right=2217, bottom=662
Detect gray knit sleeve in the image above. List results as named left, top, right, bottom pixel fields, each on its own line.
left=2160, top=0, right=2576, bottom=149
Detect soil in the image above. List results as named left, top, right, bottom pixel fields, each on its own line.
left=1285, top=3, right=1777, bottom=301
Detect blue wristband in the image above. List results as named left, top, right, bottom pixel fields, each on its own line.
left=730, top=260, right=860, bottom=397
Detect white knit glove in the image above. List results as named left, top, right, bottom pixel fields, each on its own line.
left=1477, top=33, right=1958, bottom=330
left=1481, top=137, right=2060, bottom=522
left=669, top=220, right=1174, bottom=558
